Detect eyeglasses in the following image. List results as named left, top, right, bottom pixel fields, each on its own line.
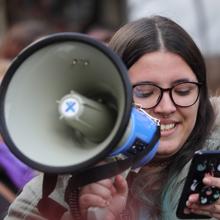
left=132, top=82, right=202, bottom=109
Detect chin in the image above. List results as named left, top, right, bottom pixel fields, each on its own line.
left=157, top=143, right=180, bottom=158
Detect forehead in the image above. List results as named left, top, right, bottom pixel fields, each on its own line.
left=128, top=51, right=197, bottom=85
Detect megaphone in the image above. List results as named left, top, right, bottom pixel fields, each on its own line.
left=0, top=32, right=160, bottom=219
left=0, top=33, right=160, bottom=177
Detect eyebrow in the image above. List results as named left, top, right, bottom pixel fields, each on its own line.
left=133, top=78, right=195, bottom=86
left=173, top=78, right=194, bottom=84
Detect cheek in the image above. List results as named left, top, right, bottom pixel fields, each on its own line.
left=177, top=103, right=199, bottom=147
left=183, top=103, right=199, bottom=129
left=156, top=103, right=199, bottom=157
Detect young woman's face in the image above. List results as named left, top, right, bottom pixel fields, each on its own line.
left=129, top=51, right=200, bottom=159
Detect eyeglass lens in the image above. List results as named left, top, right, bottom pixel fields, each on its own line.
left=133, top=82, right=200, bottom=109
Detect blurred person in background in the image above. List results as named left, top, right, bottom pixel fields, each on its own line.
left=86, top=25, right=115, bottom=44
left=0, top=20, right=54, bottom=60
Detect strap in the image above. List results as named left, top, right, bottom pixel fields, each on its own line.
left=64, top=179, right=82, bottom=220
left=37, top=174, right=67, bottom=220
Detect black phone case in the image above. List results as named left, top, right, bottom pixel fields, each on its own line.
left=176, top=150, right=220, bottom=219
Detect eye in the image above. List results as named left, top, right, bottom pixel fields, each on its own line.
left=173, top=83, right=197, bottom=96
left=135, top=90, right=154, bottom=98
left=133, top=84, right=159, bottom=98
left=174, top=88, right=190, bottom=96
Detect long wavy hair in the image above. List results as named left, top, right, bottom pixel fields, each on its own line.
left=108, top=15, right=215, bottom=219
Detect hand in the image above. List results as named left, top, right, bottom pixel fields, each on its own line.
left=79, top=175, right=128, bottom=220
left=185, top=175, right=220, bottom=219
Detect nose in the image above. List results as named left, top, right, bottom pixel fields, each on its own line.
left=154, top=92, right=176, bottom=114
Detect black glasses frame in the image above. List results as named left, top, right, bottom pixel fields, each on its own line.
left=132, top=81, right=203, bottom=109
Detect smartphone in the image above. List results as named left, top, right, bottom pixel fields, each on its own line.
left=176, top=150, right=220, bottom=219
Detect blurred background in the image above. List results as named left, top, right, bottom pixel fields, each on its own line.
left=0, top=0, right=219, bottom=95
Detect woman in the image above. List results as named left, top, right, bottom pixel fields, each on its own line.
left=4, top=16, right=220, bottom=220
left=79, top=15, right=220, bottom=219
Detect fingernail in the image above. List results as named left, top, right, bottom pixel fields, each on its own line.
left=188, top=195, right=193, bottom=202
left=186, top=200, right=190, bottom=207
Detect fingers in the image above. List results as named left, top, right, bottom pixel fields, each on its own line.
left=81, top=181, right=113, bottom=201
left=114, top=175, right=128, bottom=196
left=79, top=178, right=116, bottom=213
left=186, top=193, right=220, bottom=219
left=185, top=203, right=220, bottom=219
left=98, top=179, right=117, bottom=195
left=80, top=175, right=127, bottom=203
left=80, top=193, right=109, bottom=209
left=185, top=199, right=211, bottom=217
left=183, top=174, right=220, bottom=218
left=203, top=175, right=220, bottom=188
left=185, top=193, right=199, bottom=208
left=79, top=175, right=128, bottom=218
left=80, top=194, right=109, bottom=219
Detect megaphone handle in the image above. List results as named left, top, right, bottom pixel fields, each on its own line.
left=86, top=168, right=131, bottom=220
